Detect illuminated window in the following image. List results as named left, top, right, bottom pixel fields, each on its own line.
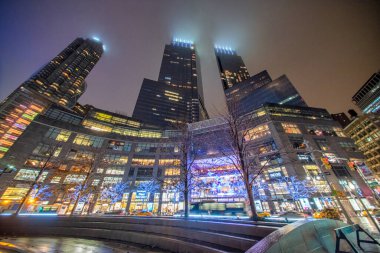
left=102, top=176, right=122, bottom=186
left=307, top=126, right=335, bottom=137
left=0, top=97, right=45, bottom=158
left=269, top=182, right=289, bottom=195
left=266, top=167, right=287, bottom=179
left=105, top=168, right=125, bottom=175
left=107, top=140, right=131, bottom=151
left=63, top=174, right=86, bottom=184
left=70, top=165, right=90, bottom=173
left=135, top=143, right=159, bottom=153
left=51, top=176, right=61, bottom=184
left=24, top=157, right=53, bottom=168
left=165, top=168, right=181, bottom=176
left=333, top=127, right=346, bottom=137
left=281, top=123, right=301, bottom=134
left=82, top=120, right=112, bottom=132
left=159, top=159, right=180, bottom=166
left=96, top=168, right=104, bottom=174
left=46, top=128, right=71, bottom=142
left=0, top=187, right=28, bottom=200
left=92, top=179, right=100, bottom=186
left=245, top=124, right=270, bottom=141
left=73, top=134, right=103, bottom=148
left=14, top=169, right=39, bottom=181
left=102, top=154, right=129, bottom=165
left=67, top=150, right=94, bottom=161
left=303, top=165, right=320, bottom=176
left=37, top=171, right=48, bottom=183
left=323, top=153, right=340, bottom=163
left=254, top=141, right=277, bottom=154
left=315, top=139, right=330, bottom=151
left=259, top=154, right=283, bottom=166
left=131, top=158, right=155, bottom=166
left=289, top=137, right=306, bottom=149
left=297, top=153, right=313, bottom=163
left=32, top=143, right=62, bottom=157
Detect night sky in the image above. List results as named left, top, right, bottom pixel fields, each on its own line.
left=0, top=0, right=379, bottom=117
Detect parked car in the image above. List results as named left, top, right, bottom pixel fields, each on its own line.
left=135, top=211, right=153, bottom=216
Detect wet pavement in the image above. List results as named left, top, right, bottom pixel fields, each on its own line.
left=0, top=236, right=168, bottom=253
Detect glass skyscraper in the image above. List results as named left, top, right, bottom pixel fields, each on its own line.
left=0, top=37, right=103, bottom=158
left=352, top=71, right=380, bottom=114
left=215, top=47, right=250, bottom=90
left=24, top=38, right=103, bottom=108
left=133, top=39, right=207, bottom=128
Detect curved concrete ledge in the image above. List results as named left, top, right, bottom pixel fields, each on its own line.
left=0, top=216, right=280, bottom=253
left=246, top=219, right=347, bottom=253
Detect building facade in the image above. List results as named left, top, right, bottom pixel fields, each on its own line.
left=1, top=101, right=376, bottom=216
left=344, top=114, right=380, bottom=182
left=352, top=71, right=380, bottom=114
left=189, top=104, right=377, bottom=215
left=133, top=39, right=207, bottom=128
left=0, top=105, right=184, bottom=215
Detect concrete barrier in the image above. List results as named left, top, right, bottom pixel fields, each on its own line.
left=0, top=216, right=280, bottom=253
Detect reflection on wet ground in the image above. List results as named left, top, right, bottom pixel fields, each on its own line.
left=0, top=236, right=168, bottom=253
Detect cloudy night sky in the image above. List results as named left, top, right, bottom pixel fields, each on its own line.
left=0, top=0, right=379, bottom=117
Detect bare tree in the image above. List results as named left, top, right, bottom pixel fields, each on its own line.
left=100, top=182, right=130, bottom=211
left=276, top=176, right=317, bottom=204
left=214, top=102, right=292, bottom=220
left=15, top=143, right=61, bottom=214
left=71, top=156, right=97, bottom=215
left=158, top=123, right=201, bottom=218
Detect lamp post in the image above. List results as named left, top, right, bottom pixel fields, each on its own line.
left=303, top=141, right=353, bottom=224
left=346, top=181, right=380, bottom=234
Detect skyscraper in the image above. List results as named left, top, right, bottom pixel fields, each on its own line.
left=352, top=71, right=380, bottom=114
left=214, top=46, right=250, bottom=90
left=0, top=37, right=103, bottom=158
left=24, top=38, right=104, bottom=108
left=133, top=39, right=207, bottom=127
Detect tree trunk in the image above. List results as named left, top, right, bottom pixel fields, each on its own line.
left=184, top=190, right=189, bottom=219
left=247, top=185, right=258, bottom=221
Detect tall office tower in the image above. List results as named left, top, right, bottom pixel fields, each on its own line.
left=133, top=39, right=207, bottom=128
left=352, top=71, right=380, bottom=114
left=214, top=46, right=250, bottom=90
left=23, top=38, right=104, bottom=108
left=0, top=37, right=103, bottom=158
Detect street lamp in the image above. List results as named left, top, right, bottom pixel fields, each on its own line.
left=346, top=180, right=380, bottom=234
left=303, top=140, right=353, bottom=224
